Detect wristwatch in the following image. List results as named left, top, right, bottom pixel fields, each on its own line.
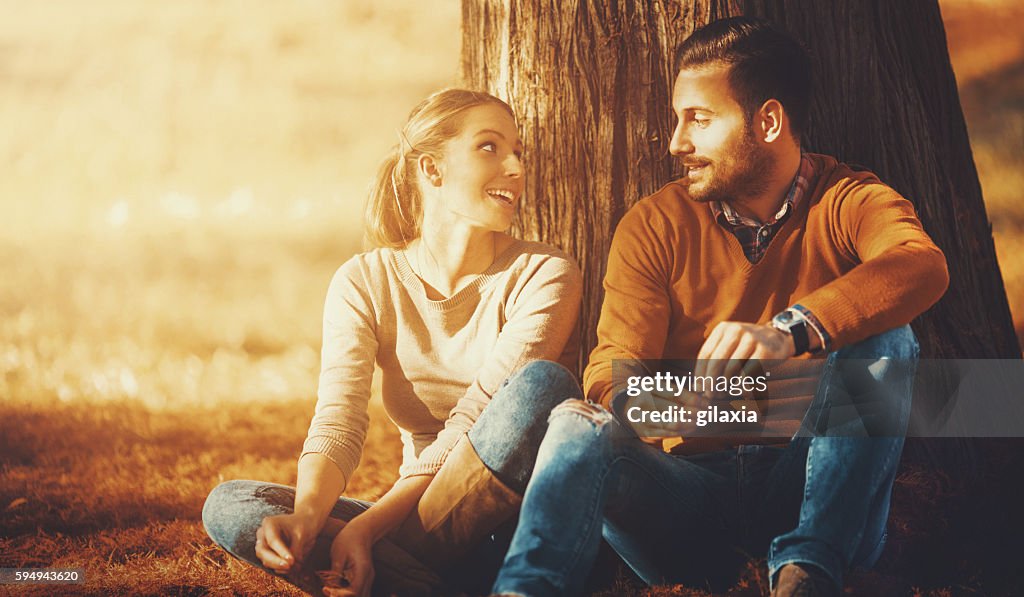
left=771, top=308, right=810, bottom=356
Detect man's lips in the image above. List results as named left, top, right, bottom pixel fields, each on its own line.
left=684, top=163, right=709, bottom=178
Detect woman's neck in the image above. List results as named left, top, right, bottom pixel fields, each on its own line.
left=410, top=227, right=505, bottom=300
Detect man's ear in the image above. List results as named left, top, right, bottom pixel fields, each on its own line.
left=417, top=154, right=443, bottom=187
left=757, top=99, right=785, bottom=143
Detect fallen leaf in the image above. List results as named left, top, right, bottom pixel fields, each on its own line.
left=5, top=497, right=28, bottom=511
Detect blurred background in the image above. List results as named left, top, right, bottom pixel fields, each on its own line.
left=1, top=0, right=462, bottom=410
left=1, top=0, right=1020, bottom=412
left=0, top=0, right=1021, bottom=593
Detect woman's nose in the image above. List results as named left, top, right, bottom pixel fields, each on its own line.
left=505, top=154, right=523, bottom=177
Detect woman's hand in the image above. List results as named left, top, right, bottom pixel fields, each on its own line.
left=325, top=520, right=376, bottom=597
left=255, top=512, right=319, bottom=573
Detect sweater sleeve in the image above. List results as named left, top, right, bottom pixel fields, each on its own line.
left=796, top=179, right=949, bottom=348
left=583, top=203, right=674, bottom=408
left=300, top=258, right=378, bottom=490
left=399, top=252, right=584, bottom=478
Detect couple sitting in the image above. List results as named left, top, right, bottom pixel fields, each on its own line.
left=202, top=17, right=948, bottom=597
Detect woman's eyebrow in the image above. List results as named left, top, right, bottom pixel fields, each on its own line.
left=474, top=129, right=524, bottom=150
left=474, top=129, right=507, bottom=139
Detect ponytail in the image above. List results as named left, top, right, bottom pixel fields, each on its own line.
left=364, top=146, right=420, bottom=248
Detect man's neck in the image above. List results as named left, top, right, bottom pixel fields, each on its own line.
left=727, top=147, right=803, bottom=223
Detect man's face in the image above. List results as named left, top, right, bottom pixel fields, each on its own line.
left=669, top=64, right=772, bottom=203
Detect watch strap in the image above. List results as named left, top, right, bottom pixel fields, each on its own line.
left=788, top=319, right=809, bottom=356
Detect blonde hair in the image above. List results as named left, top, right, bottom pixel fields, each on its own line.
left=365, top=89, right=516, bottom=248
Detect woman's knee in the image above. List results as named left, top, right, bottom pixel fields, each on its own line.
left=488, top=360, right=581, bottom=420
left=202, top=480, right=274, bottom=555
left=467, top=363, right=583, bottom=489
left=473, top=360, right=581, bottom=444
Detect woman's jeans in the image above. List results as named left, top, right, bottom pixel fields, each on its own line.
left=202, top=360, right=582, bottom=595
left=492, top=325, right=919, bottom=597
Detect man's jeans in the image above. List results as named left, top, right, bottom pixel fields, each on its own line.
left=202, top=360, right=582, bottom=595
left=493, top=326, right=918, bottom=597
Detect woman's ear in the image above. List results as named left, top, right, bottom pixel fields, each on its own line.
left=417, top=154, right=444, bottom=187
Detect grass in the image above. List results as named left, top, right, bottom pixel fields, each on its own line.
left=1, top=0, right=1022, bottom=595
left=0, top=228, right=403, bottom=595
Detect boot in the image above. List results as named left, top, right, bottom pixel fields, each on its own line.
left=390, top=434, right=523, bottom=572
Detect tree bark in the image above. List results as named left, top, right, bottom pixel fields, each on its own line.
left=461, top=0, right=1020, bottom=370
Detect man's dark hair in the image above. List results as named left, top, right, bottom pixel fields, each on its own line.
left=674, top=17, right=812, bottom=138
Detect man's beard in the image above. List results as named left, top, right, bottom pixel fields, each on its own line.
left=685, top=129, right=774, bottom=204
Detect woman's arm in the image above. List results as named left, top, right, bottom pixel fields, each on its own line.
left=325, top=475, right=433, bottom=596
left=341, top=475, right=433, bottom=541
left=257, top=258, right=379, bottom=574
left=403, top=250, right=584, bottom=479
left=255, top=454, right=346, bottom=571
left=294, top=453, right=347, bottom=530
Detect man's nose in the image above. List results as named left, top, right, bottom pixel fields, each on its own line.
left=669, top=123, right=693, bottom=156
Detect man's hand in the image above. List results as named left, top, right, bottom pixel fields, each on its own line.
left=325, top=518, right=376, bottom=597
left=695, top=321, right=795, bottom=384
left=256, top=513, right=318, bottom=573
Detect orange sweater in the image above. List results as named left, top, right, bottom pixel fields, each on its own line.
left=584, top=153, right=949, bottom=413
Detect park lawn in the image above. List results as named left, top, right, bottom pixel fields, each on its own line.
left=0, top=394, right=983, bottom=596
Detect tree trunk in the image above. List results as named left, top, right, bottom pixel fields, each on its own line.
left=460, top=0, right=1020, bottom=368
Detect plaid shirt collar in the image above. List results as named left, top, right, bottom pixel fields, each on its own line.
left=710, top=152, right=814, bottom=228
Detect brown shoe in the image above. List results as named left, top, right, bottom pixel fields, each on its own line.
left=770, top=563, right=840, bottom=597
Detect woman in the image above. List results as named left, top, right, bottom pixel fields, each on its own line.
left=202, top=89, right=583, bottom=596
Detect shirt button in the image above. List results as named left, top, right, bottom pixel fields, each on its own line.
left=760, top=229, right=769, bottom=237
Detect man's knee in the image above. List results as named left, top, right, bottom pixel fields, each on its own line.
left=546, top=399, right=616, bottom=438
left=837, top=325, right=919, bottom=361
left=528, top=399, right=619, bottom=474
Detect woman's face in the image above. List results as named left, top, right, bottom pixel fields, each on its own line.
left=433, top=103, right=525, bottom=232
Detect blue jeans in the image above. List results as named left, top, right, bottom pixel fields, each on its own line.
left=492, top=326, right=918, bottom=597
left=202, top=360, right=581, bottom=595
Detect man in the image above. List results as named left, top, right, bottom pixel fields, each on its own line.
left=490, top=17, right=949, bottom=597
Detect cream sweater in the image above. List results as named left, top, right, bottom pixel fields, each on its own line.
left=301, top=239, right=583, bottom=484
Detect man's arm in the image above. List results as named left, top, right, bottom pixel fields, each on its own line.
left=697, top=178, right=948, bottom=377
left=584, top=202, right=675, bottom=408
left=796, top=180, right=948, bottom=346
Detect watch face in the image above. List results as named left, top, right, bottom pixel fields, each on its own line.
left=776, top=311, right=795, bottom=325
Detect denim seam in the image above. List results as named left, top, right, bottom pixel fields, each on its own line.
left=544, top=416, right=615, bottom=593
left=556, top=451, right=613, bottom=589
